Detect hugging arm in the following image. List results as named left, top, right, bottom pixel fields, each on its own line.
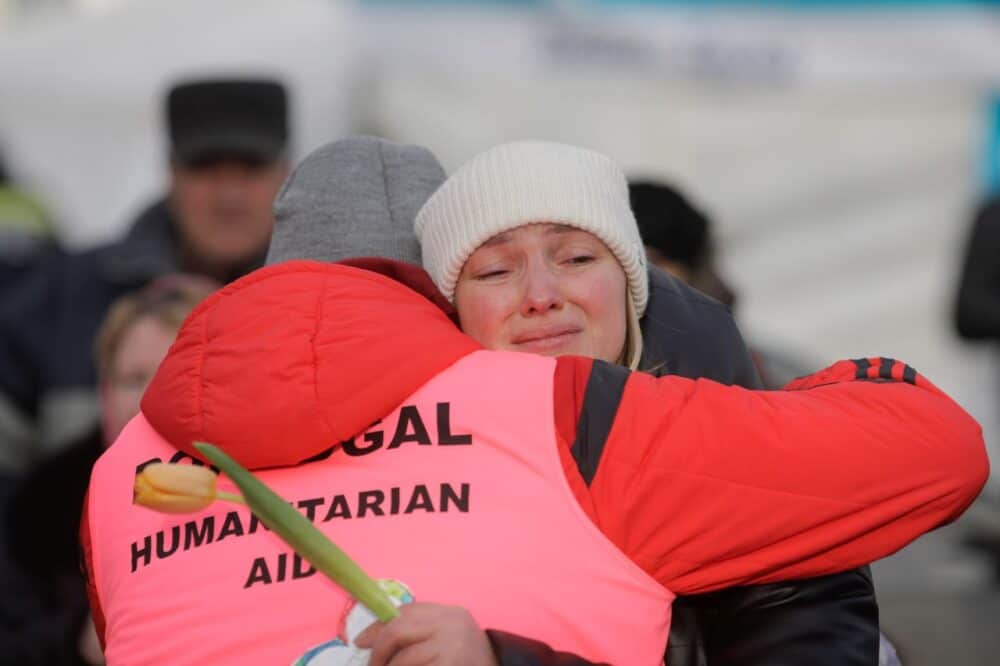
left=580, top=356, right=988, bottom=595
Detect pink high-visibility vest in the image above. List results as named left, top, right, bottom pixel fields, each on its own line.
left=87, top=351, right=673, bottom=665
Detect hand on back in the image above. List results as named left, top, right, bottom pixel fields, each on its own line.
left=354, top=603, right=498, bottom=666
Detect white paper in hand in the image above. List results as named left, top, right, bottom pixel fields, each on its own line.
left=292, top=580, right=414, bottom=666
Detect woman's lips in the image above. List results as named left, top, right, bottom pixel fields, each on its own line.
left=512, top=327, right=581, bottom=352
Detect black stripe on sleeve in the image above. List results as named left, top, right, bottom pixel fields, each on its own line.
left=879, top=357, right=896, bottom=380
left=852, top=358, right=871, bottom=380
left=572, top=360, right=630, bottom=486
left=902, top=364, right=918, bottom=385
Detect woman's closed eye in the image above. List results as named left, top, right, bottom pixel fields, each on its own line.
left=562, top=254, right=596, bottom=266
left=473, top=267, right=511, bottom=280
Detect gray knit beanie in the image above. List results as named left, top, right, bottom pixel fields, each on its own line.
left=414, top=140, right=648, bottom=315
left=266, top=136, right=446, bottom=266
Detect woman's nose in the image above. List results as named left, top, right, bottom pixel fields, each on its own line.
left=520, top=266, right=564, bottom=315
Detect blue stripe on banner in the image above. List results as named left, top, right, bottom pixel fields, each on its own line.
left=359, top=0, right=544, bottom=6
left=594, top=0, right=1000, bottom=6
left=359, top=0, right=1000, bottom=8
left=986, top=94, right=1000, bottom=196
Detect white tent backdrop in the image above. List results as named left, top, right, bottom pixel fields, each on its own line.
left=1, top=0, right=999, bottom=490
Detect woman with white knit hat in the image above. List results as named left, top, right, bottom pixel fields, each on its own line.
left=415, top=140, right=648, bottom=370
left=410, top=140, right=888, bottom=666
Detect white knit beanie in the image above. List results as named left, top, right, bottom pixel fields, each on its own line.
left=414, top=140, right=649, bottom=315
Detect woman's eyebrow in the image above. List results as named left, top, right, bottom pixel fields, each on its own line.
left=547, top=224, right=579, bottom=236
left=480, top=224, right=577, bottom=249
left=481, top=232, right=513, bottom=247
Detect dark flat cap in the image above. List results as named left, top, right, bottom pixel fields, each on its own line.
left=167, top=79, right=288, bottom=164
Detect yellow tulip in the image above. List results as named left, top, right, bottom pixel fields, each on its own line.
left=134, top=463, right=243, bottom=514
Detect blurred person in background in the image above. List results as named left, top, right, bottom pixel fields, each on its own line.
left=0, top=148, right=62, bottom=580
left=628, top=181, right=734, bottom=308
left=0, top=150, right=57, bottom=297
left=953, top=193, right=1000, bottom=576
left=0, top=78, right=290, bottom=490
left=953, top=193, right=1000, bottom=343
left=630, top=180, right=813, bottom=390
left=0, top=274, right=218, bottom=666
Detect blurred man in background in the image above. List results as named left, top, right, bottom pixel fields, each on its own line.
left=954, top=196, right=1000, bottom=352
left=954, top=193, right=1000, bottom=577
left=0, top=78, right=290, bottom=492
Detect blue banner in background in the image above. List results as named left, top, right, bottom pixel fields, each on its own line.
left=360, top=0, right=1000, bottom=7
left=986, top=95, right=1000, bottom=195
left=593, top=0, right=1000, bottom=6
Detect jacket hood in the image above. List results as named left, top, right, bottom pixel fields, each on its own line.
left=638, top=267, right=762, bottom=388
left=141, top=260, right=480, bottom=470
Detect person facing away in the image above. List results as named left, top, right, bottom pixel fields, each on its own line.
left=952, top=192, right=1000, bottom=574
left=0, top=78, right=290, bottom=482
left=80, top=138, right=988, bottom=665
left=1, top=274, right=218, bottom=666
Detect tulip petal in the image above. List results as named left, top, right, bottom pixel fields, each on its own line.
left=133, top=463, right=218, bottom=514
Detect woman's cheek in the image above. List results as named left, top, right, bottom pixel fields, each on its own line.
left=457, top=293, right=503, bottom=349
left=580, top=274, right=628, bottom=342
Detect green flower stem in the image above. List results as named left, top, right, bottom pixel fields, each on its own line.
left=194, top=442, right=399, bottom=622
